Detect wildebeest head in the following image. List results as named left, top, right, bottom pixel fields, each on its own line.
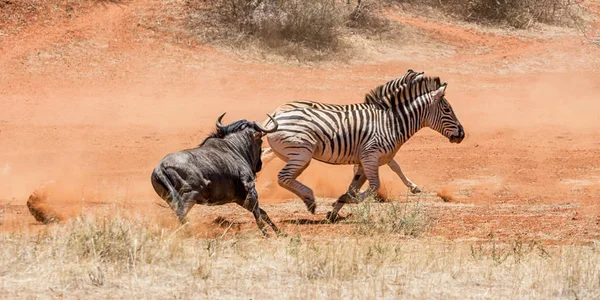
left=206, top=113, right=278, bottom=173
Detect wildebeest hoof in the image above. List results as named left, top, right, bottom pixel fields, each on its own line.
left=411, top=186, right=422, bottom=194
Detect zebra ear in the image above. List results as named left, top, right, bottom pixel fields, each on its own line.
left=432, top=83, right=447, bottom=102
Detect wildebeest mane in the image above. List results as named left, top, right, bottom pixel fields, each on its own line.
left=199, top=119, right=253, bottom=146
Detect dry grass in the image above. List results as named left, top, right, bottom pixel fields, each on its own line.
left=0, top=0, right=87, bottom=25
left=1, top=207, right=599, bottom=298
left=344, top=199, right=432, bottom=237
left=390, top=0, right=585, bottom=29
left=0, top=0, right=123, bottom=37
left=184, top=0, right=395, bottom=61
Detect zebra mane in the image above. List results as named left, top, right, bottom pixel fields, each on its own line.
left=364, top=70, right=444, bottom=109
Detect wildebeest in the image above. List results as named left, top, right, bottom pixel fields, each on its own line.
left=151, top=113, right=280, bottom=236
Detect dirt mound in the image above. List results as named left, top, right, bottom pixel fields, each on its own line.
left=26, top=182, right=63, bottom=224
left=437, top=187, right=457, bottom=203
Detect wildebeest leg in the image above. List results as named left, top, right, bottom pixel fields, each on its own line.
left=387, top=159, right=421, bottom=194
left=151, top=167, right=196, bottom=224
left=176, top=190, right=199, bottom=224
left=328, top=165, right=367, bottom=223
left=241, top=183, right=268, bottom=236
left=258, top=208, right=280, bottom=235
left=276, top=148, right=317, bottom=214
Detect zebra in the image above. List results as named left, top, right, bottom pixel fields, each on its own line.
left=263, top=73, right=465, bottom=222
left=261, top=69, right=426, bottom=194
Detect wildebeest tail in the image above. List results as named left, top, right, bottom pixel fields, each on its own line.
left=151, top=166, right=182, bottom=210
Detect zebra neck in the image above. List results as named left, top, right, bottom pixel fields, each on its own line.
left=390, top=107, right=425, bottom=145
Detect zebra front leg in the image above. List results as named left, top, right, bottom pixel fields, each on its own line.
left=339, top=165, right=367, bottom=202
left=328, top=165, right=367, bottom=222
left=277, top=155, right=317, bottom=214
left=387, top=159, right=421, bottom=194
left=354, top=156, right=381, bottom=202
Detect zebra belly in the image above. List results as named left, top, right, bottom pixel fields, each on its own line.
left=311, top=152, right=360, bottom=165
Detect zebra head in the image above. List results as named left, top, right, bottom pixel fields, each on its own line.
left=423, top=82, right=465, bottom=144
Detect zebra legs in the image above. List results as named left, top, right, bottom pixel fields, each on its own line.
left=328, top=165, right=367, bottom=222
left=263, top=148, right=421, bottom=195
left=276, top=149, right=317, bottom=214
left=347, top=160, right=421, bottom=194
left=348, top=156, right=381, bottom=203
left=328, top=157, right=381, bottom=222
left=387, top=160, right=421, bottom=194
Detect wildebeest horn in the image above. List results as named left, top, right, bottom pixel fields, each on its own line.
left=253, top=114, right=278, bottom=133
left=216, top=112, right=227, bottom=131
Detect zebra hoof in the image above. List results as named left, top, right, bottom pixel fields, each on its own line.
left=411, top=186, right=422, bottom=194
left=305, top=201, right=316, bottom=214
left=336, top=193, right=352, bottom=204
left=326, top=211, right=340, bottom=223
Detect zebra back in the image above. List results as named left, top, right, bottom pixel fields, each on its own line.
left=271, top=100, right=371, bottom=116
left=269, top=69, right=424, bottom=118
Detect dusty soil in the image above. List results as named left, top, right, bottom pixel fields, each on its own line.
left=1, top=0, right=599, bottom=244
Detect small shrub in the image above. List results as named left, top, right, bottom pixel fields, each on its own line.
left=347, top=0, right=392, bottom=35
left=463, top=0, right=581, bottom=29
left=390, top=0, right=583, bottom=29
left=347, top=199, right=432, bottom=237
left=186, top=0, right=393, bottom=60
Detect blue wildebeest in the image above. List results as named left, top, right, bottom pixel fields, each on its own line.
left=151, top=113, right=280, bottom=236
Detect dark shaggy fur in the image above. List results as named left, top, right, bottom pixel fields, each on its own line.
left=200, top=119, right=254, bottom=146
left=151, top=115, right=279, bottom=236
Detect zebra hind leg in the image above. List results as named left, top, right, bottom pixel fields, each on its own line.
left=276, top=150, right=317, bottom=214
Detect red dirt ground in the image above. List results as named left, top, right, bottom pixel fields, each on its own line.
left=1, top=1, right=599, bottom=244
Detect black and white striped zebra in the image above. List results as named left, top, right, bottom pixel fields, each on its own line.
left=261, top=69, right=426, bottom=194
left=263, top=73, right=465, bottom=221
